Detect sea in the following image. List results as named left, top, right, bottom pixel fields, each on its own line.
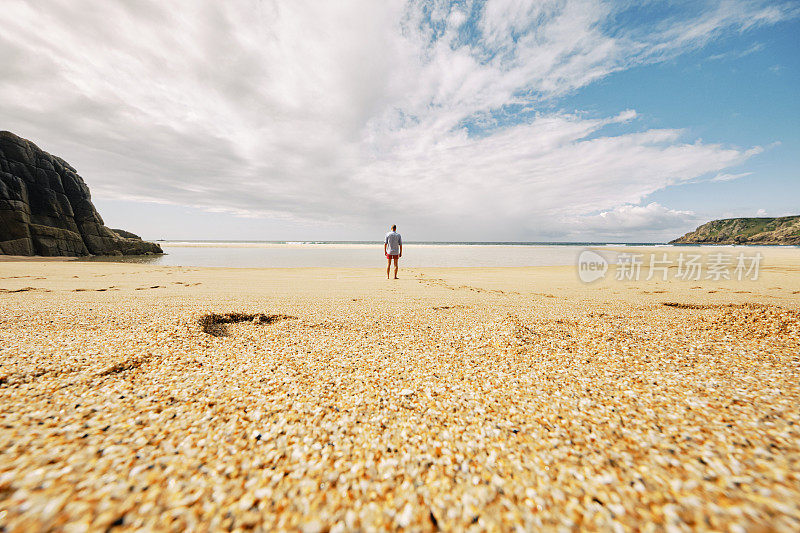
left=86, top=241, right=679, bottom=268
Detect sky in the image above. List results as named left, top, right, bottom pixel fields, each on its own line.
left=1, top=0, right=797, bottom=242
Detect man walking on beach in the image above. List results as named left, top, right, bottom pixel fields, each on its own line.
left=384, top=225, right=402, bottom=279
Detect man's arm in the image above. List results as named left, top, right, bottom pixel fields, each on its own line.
left=399, top=243, right=402, bottom=257
left=384, top=235, right=388, bottom=254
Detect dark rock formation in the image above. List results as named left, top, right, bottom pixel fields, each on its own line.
left=0, top=131, right=162, bottom=256
left=670, top=216, right=800, bottom=245
left=111, top=228, right=141, bottom=240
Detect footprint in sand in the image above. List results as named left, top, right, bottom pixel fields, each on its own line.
left=0, top=287, right=50, bottom=293
left=198, top=312, right=295, bottom=337
left=662, top=302, right=713, bottom=309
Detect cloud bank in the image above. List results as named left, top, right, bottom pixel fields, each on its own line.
left=0, top=0, right=793, bottom=239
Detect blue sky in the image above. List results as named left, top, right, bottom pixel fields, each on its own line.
left=560, top=18, right=799, bottom=219
left=0, top=0, right=797, bottom=242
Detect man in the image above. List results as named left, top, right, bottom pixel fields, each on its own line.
left=384, top=224, right=402, bottom=279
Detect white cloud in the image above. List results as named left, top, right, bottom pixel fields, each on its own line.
left=708, top=42, right=765, bottom=61
left=711, top=172, right=752, bottom=182
left=0, top=0, right=794, bottom=239
left=565, top=202, right=702, bottom=237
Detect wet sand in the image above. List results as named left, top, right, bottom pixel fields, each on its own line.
left=1, top=250, right=799, bottom=530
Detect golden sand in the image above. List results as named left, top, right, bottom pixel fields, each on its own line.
left=1, top=249, right=799, bottom=530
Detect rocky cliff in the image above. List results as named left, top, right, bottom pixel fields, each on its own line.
left=670, top=216, right=800, bottom=245
left=0, top=131, right=162, bottom=256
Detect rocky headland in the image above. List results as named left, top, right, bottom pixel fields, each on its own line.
left=671, top=216, right=800, bottom=245
left=0, top=131, right=162, bottom=256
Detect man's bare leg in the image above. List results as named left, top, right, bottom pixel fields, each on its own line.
left=387, top=258, right=391, bottom=279
left=393, top=257, right=399, bottom=279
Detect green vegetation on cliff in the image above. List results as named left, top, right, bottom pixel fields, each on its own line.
left=670, top=216, right=800, bottom=245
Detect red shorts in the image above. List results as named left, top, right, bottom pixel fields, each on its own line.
left=385, top=253, right=400, bottom=260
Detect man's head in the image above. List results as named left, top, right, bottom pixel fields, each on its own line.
left=391, top=224, right=396, bottom=231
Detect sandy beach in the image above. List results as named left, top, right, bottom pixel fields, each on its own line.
left=1, top=248, right=799, bottom=531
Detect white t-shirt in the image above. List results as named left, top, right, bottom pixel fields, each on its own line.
left=384, top=231, right=402, bottom=255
